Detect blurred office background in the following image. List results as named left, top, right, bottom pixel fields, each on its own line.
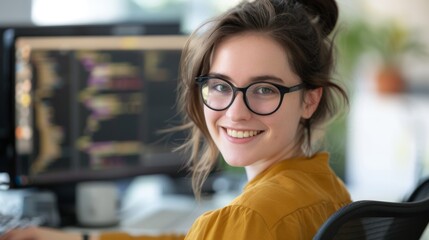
left=1, top=0, right=429, bottom=202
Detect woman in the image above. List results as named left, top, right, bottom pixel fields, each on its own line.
left=1, top=0, right=351, bottom=239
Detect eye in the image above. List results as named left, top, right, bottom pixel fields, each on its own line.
left=213, top=84, right=229, bottom=92
left=208, top=79, right=232, bottom=94
left=253, top=84, right=278, bottom=95
left=256, top=87, right=275, bottom=94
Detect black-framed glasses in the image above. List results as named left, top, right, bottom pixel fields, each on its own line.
left=195, top=76, right=305, bottom=115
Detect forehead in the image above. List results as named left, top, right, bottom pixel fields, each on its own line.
left=212, top=33, right=288, bottom=65
left=210, top=32, right=298, bottom=85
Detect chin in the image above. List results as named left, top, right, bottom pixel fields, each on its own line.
left=223, top=156, right=252, bottom=167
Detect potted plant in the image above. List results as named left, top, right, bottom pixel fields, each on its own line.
left=368, top=22, right=428, bottom=94
left=336, top=20, right=428, bottom=95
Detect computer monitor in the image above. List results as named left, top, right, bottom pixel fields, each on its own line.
left=0, top=27, right=10, bottom=174
left=1, top=24, right=189, bottom=189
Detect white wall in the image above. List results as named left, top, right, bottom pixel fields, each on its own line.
left=344, top=0, right=429, bottom=201
left=0, top=0, right=32, bottom=25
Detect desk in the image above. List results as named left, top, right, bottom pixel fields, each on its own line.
left=65, top=175, right=241, bottom=236
left=64, top=193, right=238, bottom=236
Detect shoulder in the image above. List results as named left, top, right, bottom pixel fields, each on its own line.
left=233, top=167, right=350, bottom=227
left=186, top=157, right=351, bottom=238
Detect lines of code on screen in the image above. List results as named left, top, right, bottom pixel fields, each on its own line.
left=15, top=44, right=185, bottom=182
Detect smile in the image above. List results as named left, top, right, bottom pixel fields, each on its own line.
left=226, top=128, right=262, bottom=138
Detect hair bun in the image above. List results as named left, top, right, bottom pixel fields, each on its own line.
left=298, top=0, right=338, bottom=36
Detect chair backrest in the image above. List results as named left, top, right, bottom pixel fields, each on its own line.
left=406, top=177, right=429, bottom=202
left=313, top=198, right=429, bottom=240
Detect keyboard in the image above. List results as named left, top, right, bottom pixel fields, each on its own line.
left=0, top=214, right=45, bottom=234
left=0, top=190, right=60, bottom=234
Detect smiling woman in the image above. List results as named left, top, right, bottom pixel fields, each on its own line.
left=182, top=1, right=350, bottom=196
left=1, top=0, right=351, bottom=239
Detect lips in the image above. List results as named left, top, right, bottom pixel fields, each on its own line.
left=226, top=128, right=262, bottom=138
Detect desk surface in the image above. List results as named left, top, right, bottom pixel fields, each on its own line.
left=64, top=192, right=238, bottom=236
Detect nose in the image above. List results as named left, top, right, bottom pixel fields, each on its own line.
left=225, top=92, right=252, bottom=121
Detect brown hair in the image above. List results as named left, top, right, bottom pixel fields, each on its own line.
left=176, top=0, right=348, bottom=197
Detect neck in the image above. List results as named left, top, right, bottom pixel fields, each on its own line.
left=244, top=149, right=306, bottom=181
left=244, top=157, right=280, bottom=181
left=244, top=167, right=258, bottom=181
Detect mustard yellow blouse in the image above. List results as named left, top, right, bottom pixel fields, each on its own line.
left=101, top=152, right=351, bottom=240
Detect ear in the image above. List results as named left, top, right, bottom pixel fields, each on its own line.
left=302, top=87, right=323, bottom=119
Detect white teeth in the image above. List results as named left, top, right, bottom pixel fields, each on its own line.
left=227, top=129, right=260, bottom=138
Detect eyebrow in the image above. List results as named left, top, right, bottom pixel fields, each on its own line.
left=207, top=72, right=285, bottom=84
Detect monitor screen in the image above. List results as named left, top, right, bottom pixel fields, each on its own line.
left=2, top=24, right=189, bottom=188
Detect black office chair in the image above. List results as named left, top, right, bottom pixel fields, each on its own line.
left=406, top=177, right=429, bottom=202
left=313, top=178, right=429, bottom=240
left=313, top=198, right=429, bottom=240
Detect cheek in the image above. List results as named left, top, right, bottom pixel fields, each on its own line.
left=203, top=107, right=220, bottom=133
left=268, top=102, right=303, bottom=137
left=269, top=116, right=297, bottom=135
left=203, top=107, right=212, bottom=123
left=269, top=117, right=301, bottom=147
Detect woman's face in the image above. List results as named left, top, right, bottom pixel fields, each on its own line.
left=204, top=32, right=320, bottom=177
